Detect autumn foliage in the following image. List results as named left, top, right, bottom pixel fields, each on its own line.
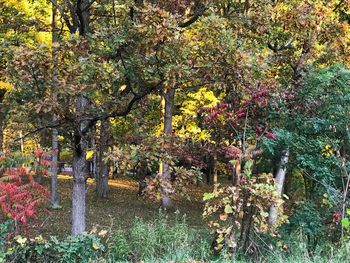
left=0, top=156, right=49, bottom=233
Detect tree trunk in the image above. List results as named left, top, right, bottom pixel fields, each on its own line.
left=96, top=120, right=109, bottom=198
left=0, top=119, right=4, bottom=153
left=138, top=160, right=149, bottom=195
left=19, top=131, right=24, bottom=153
left=161, top=88, right=175, bottom=209
left=70, top=0, right=92, bottom=236
left=213, top=149, right=218, bottom=193
left=72, top=95, right=89, bottom=236
left=50, top=1, right=59, bottom=209
left=92, top=132, right=97, bottom=180
left=268, top=148, right=289, bottom=226
left=205, top=155, right=213, bottom=185
left=234, top=159, right=241, bottom=186
left=51, top=127, right=59, bottom=208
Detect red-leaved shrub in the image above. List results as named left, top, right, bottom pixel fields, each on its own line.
left=0, top=166, right=49, bottom=233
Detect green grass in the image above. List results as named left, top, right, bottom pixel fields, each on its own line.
left=106, top=214, right=212, bottom=262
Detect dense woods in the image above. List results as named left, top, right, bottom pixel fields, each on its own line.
left=0, top=0, right=350, bottom=262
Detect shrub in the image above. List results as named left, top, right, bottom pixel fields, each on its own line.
left=282, top=201, right=325, bottom=249
left=5, top=233, right=104, bottom=263
left=0, top=167, right=49, bottom=234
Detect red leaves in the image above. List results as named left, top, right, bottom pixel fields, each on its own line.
left=265, top=133, right=278, bottom=139
left=235, top=109, right=246, bottom=119
left=0, top=167, right=49, bottom=233
left=333, top=211, right=341, bottom=223
left=223, top=146, right=242, bottom=159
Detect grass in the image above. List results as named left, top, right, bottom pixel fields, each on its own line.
left=38, top=175, right=209, bottom=238
left=106, top=215, right=212, bottom=262
left=30, top=176, right=350, bottom=263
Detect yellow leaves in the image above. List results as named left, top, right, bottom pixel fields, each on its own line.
left=14, top=235, right=27, bottom=247
left=86, top=150, right=94, bottom=161
left=322, top=144, right=334, bottom=158
left=0, top=81, right=13, bottom=91
left=92, top=242, right=100, bottom=250
left=35, top=32, right=51, bottom=44
left=98, top=230, right=108, bottom=237
left=34, top=235, right=46, bottom=244
left=224, top=204, right=233, bottom=214
left=4, top=0, right=30, bottom=12
left=119, top=85, right=127, bottom=92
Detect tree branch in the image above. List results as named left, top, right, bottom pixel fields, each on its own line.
left=178, top=3, right=208, bottom=28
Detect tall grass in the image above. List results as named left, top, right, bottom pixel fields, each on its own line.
left=106, top=214, right=212, bottom=262
left=106, top=215, right=350, bottom=263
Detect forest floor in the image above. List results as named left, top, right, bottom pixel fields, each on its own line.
left=37, top=175, right=211, bottom=238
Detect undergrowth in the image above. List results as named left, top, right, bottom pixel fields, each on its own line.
left=3, top=215, right=350, bottom=262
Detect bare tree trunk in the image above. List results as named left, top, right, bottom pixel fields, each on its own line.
left=72, top=95, right=89, bottom=236
left=96, top=120, right=109, bottom=198
left=161, top=88, right=175, bottom=209
left=19, top=131, right=24, bottom=153
left=205, top=155, right=212, bottom=184
left=0, top=119, right=4, bottom=154
left=268, top=148, right=289, bottom=226
left=50, top=1, right=59, bottom=209
left=51, top=127, right=59, bottom=207
left=92, top=129, right=97, bottom=180
left=213, top=149, right=218, bottom=193
left=234, top=159, right=241, bottom=186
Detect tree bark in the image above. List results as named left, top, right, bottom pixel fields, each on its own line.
left=70, top=0, right=91, bottom=236
left=50, top=0, right=59, bottom=209
left=51, top=128, right=59, bottom=208
left=268, top=148, right=289, bottom=226
left=161, top=88, right=175, bottom=209
left=72, top=95, right=89, bottom=236
left=96, top=119, right=109, bottom=198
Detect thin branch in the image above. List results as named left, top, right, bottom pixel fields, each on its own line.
left=13, top=122, right=61, bottom=142
left=333, top=0, right=345, bottom=12
left=50, top=0, right=76, bottom=33
left=242, top=107, right=249, bottom=153
left=178, top=4, right=208, bottom=28
left=80, top=80, right=164, bottom=135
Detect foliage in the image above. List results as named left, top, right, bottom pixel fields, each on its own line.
left=0, top=155, right=49, bottom=234
left=203, top=159, right=286, bottom=256
left=108, top=135, right=203, bottom=199
left=0, top=220, right=12, bottom=262
left=282, top=201, right=326, bottom=248
left=3, top=233, right=104, bottom=263
left=0, top=0, right=350, bottom=259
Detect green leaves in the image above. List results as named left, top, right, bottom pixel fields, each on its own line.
left=224, top=204, right=233, bottom=214
left=341, top=218, right=350, bottom=229
left=203, top=192, right=215, bottom=201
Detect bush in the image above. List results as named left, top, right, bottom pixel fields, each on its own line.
left=0, top=167, right=49, bottom=233
left=282, top=201, right=325, bottom=249
left=5, top=233, right=104, bottom=263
